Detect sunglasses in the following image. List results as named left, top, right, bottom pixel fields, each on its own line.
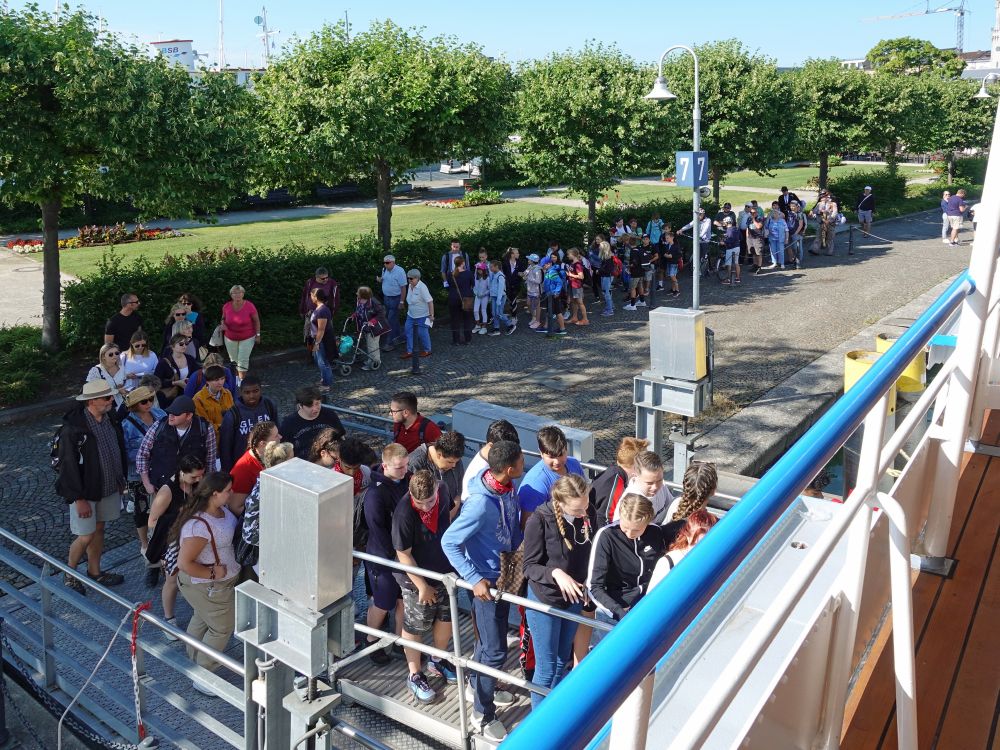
left=137, top=397, right=154, bottom=406
left=174, top=312, right=186, bottom=317
left=133, top=343, right=146, bottom=349
left=98, top=395, right=114, bottom=402
left=105, top=351, right=120, bottom=357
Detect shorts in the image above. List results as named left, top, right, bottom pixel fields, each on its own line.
left=69, top=493, right=121, bottom=536
left=401, top=579, right=451, bottom=635
left=366, top=562, right=401, bottom=610
left=947, top=215, right=963, bottom=230
left=643, top=271, right=654, bottom=284
left=665, top=264, right=678, bottom=277
left=857, top=209, right=873, bottom=223
left=527, top=294, right=539, bottom=305
left=570, top=287, right=583, bottom=300
left=724, top=247, right=740, bottom=266
left=548, top=296, right=565, bottom=316
left=628, top=277, right=642, bottom=291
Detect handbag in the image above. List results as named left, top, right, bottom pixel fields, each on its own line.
left=496, top=543, right=526, bottom=597
left=209, top=324, right=225, bottom=347
left=461, top=297, right=473, bottom=312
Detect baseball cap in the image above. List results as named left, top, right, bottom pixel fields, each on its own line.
left=406, top=268, right=421, bottom=279
left=383, top=254, right=395, bottom=262
left=864, top=185, right=872, bottom=191
left=166, top=395, right=195, bottom=416
left=527, top=253, right=540, bottom=263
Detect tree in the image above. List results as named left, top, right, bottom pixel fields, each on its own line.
left=788, top=60, right=868, bottom=190
left=514, top=45, right=671, bottom=228
left=0, top=5, right=253, bottom=350
left=924, top=77, right=997, bottom=182
left=866, top=37, right=966, bottom=78
left=252, top=21, right=513, bottom=251
left=658, top=40, right=796, bottom=200
left=859, top=73, right=943, bottom=175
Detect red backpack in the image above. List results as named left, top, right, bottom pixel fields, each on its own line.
left=611, top=256, right=623, bottom=278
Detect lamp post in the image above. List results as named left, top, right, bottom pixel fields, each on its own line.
left=973, top=72, right=1000, bottom=99
left=645, top=45, right=702, bottom=310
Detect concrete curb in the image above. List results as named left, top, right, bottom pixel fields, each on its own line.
left=697, top=274, right=959, bottom=477
left=0, top=346, right=307, bottom=426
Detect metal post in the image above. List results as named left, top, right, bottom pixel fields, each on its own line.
left=876, top=493, right=919, bottom=750
left=608, top=672, right=653, bottom=750
left=39, top=562, right=57, bottom=688
left=691, top=57, right=701, bottom=312
left=443, top=574, right=471, bottom=748
left=634, top=406, right=663, bottom=456
left=849, top=225, right=855, bottom=255
left=922, top=95, right=1000, bottom=560
left=815, top=395, right=887, bottom=749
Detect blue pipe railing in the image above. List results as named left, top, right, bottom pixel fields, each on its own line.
left=504, top=271, right=974, bottom=750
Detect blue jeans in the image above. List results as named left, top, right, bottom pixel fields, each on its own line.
left=313, top=338, right=333, bottom=386
left=591, top=609, right=616, bottom=648
left=405, top=316, right=431, bottom=355
left=471, top=597, right=510, bottom=722
left=525, top=588, right=581, bottom=709
left=384, top=295, right=402, bottom=344
left=789, top=235, right=803, bottom=263
left=769, top=238, right=785, bottom=266
left=600, top=276, right=613, bottom=314
left=491, top=296, right=511, bottom=329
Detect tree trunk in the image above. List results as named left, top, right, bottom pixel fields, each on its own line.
left=711, top=167, right=721, bottom=203
left=885, top=139, right=898, bottom=177
left=587, top=195, right=597, bottom=236
left=375, top=161, right=393, bottom=251
left=40, top=199, right=62, bottom=352
left=818, top=152, right=829, bottom=191
left=947, top=152, right=955, bottom=185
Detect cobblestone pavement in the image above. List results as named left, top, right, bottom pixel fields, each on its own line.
left=0, top=212, right=972, bottom=566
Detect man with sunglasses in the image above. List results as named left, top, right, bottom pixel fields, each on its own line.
left=56, top=380, right=128, bottom=594
left=377, top=254, right=408, bottom=350
left=104, top=293, right=143, bottom=351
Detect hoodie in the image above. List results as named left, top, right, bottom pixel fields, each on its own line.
left=590, top=464, right=630, bottom=527
left=523, top=500, right=597, bottom=608
left=586, top=522, right=666, bottom=620
left=441, top=468, right=523, bottom=586
left=218, top=395, right=279, bottom=472
left=363, top=469, right=412, bottom=562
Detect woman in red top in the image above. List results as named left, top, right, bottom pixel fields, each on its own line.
left=229, top=420, right=279, bottom=512
left=221, top=285, right=260, bottom=381
left=565, top=247, right=589, bottom=326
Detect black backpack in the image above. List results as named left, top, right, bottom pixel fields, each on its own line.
left=49, top=427, right=86, bottom=473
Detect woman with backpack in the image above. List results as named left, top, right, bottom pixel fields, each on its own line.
left=522, top=474, right=596, bottom=708
left=122, top=385, right=167, bottom=582
left=173, top=471, right=241, bottom=692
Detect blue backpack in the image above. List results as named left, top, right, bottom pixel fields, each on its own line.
left=543, top=266, right=565, bottom=296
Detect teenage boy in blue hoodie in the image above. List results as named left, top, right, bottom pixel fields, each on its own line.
left=442, top=440, right=524, bottom=742
left=487, top=260, right=516, bottom=336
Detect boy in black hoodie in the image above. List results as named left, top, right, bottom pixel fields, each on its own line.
left=218, top=375, right=279, bottom=471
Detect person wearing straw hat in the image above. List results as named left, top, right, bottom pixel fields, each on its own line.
left=56, top=380, right=128, bottom=595
left=122, top=385, right=166, bottom=580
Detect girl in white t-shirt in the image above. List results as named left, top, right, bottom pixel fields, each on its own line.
left=173, top=472, right=240, bottom=685
left=119, top=329, right=158, bottom=391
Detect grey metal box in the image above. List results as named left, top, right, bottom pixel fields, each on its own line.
left=648, top=307, right=707, bottom=381
left=259, top=458, right=353, bottom=611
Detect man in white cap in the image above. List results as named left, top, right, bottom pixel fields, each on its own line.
left=378, top=254, right=408, bottom=350
left=56, top=380, right=128, bottom=594
left=857, top=186, right=875, bottom=235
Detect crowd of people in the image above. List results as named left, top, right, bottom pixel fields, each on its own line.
left=56, top=363, right=722, bottom=738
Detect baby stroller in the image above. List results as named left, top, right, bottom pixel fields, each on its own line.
left=332, top=318, right=381, bottom=376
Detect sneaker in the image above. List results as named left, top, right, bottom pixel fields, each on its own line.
left=943, top=239, right=952, bottom=245
left=407, top=672, right=436, bottom=703
left=488, top=329, right=501, bottom=336
left=471, top=711, right=508, bottom=741
left=721, top=279, right=731, bottom=285
left=534, top=328, right=549, bottom=334
left=734, top=278, right=742, bottom=284
left=477, top=327, right=487, bottom=335
left=657, top=282, right=665, bottom=291
left=64, top=575, right=86, bottom=595
left=552, top=329, right=568, bottom=337
left=671, top=290, right=681, bottom=298
left=466, top=684, right=516, bottom=707
left=949, top=241, right=959, bottom=247
left=635, top=300, right=647, bottom=308
left=88, top=571, right=125, bottom=586
left=506, top=324, right=517, bottom=335
left=779, top=265, right=786, bottom=270
left=753, top=267, right=762, bottom=275
left=763, top=264, right=777, bottom=270
left=163, top=616, right=180, bottom=642
left=601, top=311, right=614, bottom=317
left=192, top=678, right=218, bottom=697
left=528, top=321, right=539, bottom=329
left=623, top=304, right=636, bottom=311
left=427, top=658, right=458, bottom=683
left=368, top=645, right=390, bottom=666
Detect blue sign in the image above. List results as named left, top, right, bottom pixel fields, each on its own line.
left=675, top=150, right=709, bottom=187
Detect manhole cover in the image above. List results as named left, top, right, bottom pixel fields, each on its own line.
left=525, top=369, right=589, bottom=391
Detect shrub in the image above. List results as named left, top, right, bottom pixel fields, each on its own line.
left=951, top=156, right=987, bottom=185
left=827, top=169, right=906, bottom=205
left=594, top=195, right=720, bottom=236
left=62, top=212, right=589, bottom=349
left=0, top=326, right=67, bottom=407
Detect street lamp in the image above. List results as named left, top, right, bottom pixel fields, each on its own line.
left=973, top=72, right=1000, bottom=99
left=646, top=45, right=702, bottom=310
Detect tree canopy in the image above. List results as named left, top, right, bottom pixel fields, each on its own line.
left=866, top=36, right=966, bottom=78
left=0, top=4, right=253, bottom=349
left=252, top=21, right=514, bottom=250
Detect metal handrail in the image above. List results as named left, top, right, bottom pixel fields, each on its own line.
left=0, top=526, right=244, bottom=676
left=504, top=270, right=975, bottom=749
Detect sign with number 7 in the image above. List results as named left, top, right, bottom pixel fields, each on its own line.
left=674, top=150, right=709, bottom=187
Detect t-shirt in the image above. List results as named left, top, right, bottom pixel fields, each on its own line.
left=518, top=457, right=585, bottom=513
left=569, top=261, right=584, bottom=289
left=461, top=451, right=489, bottom=502
left=393, top=414, right=442, bottom=454
left=945, top=195, right=967, bottom=217
left=229, top=451, right=264, bottom=494
left=279, top=407, right=346, bottom=459
left=222, top=300, right=258, bottom=341
left=120, top=351, right=158, bottom=389
left=104, top=312, right=144, bottom=351
left=310, top=305, right=332, bottom=339
left=391, top=487, right=454, bottom=583
left=407, top=443, right=464, bottom=502
left=380, top=265, right=408, bottom=298
left=180, top=508, right=239, bottom=583
left=406, top=281, right=434, bottom=319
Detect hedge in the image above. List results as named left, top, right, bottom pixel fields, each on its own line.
left=826, top=168, right=906, bottom=205
left=0, top=326, right=67, bottom=407
left=594, top=195, right=721, bottom=235
left=62, top=212, right=591, bottom=350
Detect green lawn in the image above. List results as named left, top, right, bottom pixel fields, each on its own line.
left=718, top=163, right=928, bottom=191
left=591, top=184, right=778, bottom=208
left=57, top=200, right=580, bottom=278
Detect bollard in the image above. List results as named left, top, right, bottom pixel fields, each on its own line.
left=848, top=224, right=854, bottom=255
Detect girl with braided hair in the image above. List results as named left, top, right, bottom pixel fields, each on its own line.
left=648, top=509, right=717, bottom=591
left=228, top=420, right=280, bottom=511
left=522, top=474, right=596, bottom=708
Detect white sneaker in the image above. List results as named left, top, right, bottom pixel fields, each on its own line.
left=477, top=327, right=487, bottom=335
left=192, top=678, right=217, bottom=697
left=635, top=300, right=647, bottom=307
left=465, top=683, right=515, bottom=707
left=471, top=710, right=508, bottom=741
left=779, top=265, right=785, bottom=270
left=623, top=304, right=636, bottom=311
left=163, top=617, right=180, bottom=642
left=943, top=239, right=951, bottom=244
left=763, top=264, right=777, bottom=270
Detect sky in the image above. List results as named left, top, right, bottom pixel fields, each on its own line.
left=10, top=0, right=999, bottom=69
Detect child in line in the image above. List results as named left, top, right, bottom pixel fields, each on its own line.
left=565, top=248, right=589, bottom=326
left=660, top=232, right=681, bottom=299
left=488, top=260, right=516, bottom=336
left=473, top=262, right=491, bottom=335
left=537, top=253, right=568, bottom=337
left=524, top=254, right=544, bottom=329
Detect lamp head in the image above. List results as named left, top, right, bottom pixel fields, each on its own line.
left=973, top=82, right=991, bottom=100
left=644, top=76, right=676, bottom=101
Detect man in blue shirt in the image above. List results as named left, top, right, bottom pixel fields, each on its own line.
left=518, top=425, right=584, bottom=520
left=945, top=189, right=968, bottom=247
left=377, top=254, right=408, bottom=349
left=441, top=440, right=524, bottom=742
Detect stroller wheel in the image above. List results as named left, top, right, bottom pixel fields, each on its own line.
left=339, top=364, right=352, bottom=377
left=371, top=360, right=381, bottom=370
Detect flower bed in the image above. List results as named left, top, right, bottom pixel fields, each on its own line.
left=425, top=188, right=507, bottom=209
left=5, top=225, right=186, bottom=254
